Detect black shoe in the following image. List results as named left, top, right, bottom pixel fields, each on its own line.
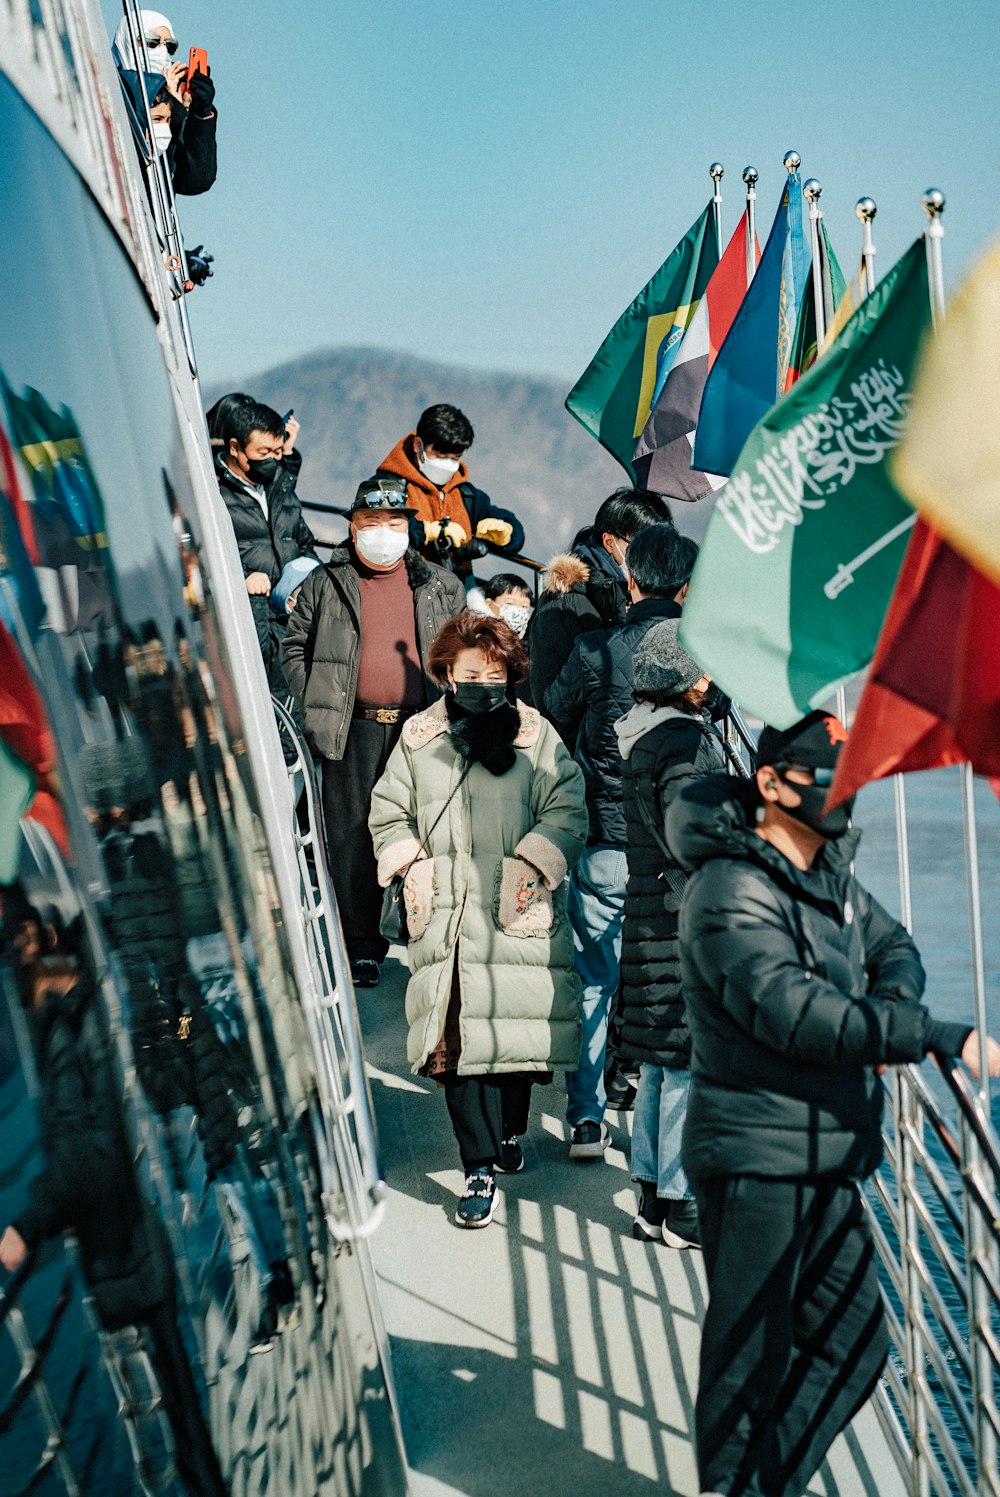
left=632, top=1182, right=667, bottom=1241
left=496, top=1137, right=524, bottom=1174
left=605, top=1069, right=638, bottom=1112
left=455, top=1169, right=499, bottom=1228
left=350, top=958, right=380, bottom=988
left=661, top=1199, right=701, bottom=1250
left=568, top=1121, right=610, bottom=1160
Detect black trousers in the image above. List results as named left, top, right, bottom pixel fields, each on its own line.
left=691, top=1174, right=888, bottom=1497
left=321, top=718, right=403, bottom=962
left=441, top=1075, right=535, bottom=1170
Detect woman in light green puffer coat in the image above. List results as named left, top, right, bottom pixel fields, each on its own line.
left=369, top=611, right=587, bottom=1229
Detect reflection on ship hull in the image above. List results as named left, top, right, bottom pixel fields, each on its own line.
left=0, top=62, right=406, bottom=1497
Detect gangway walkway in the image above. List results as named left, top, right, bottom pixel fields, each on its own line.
left=360, top=953, right=907, bottom=1497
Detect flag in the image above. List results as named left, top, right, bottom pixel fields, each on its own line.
left=892, top=234, right=1000, bottom=589
left=822, top=254, right=867, bottom=351
left=0, top=423, right=46, bottom=640
left=0, top=736, right=34, bottom=883
left=0, top=619, right=70, bottom=857
left=783, top=221, right=846, bottom=390
left=692, top=177, right=810, bottom=478
left=827, top=520, right=1000, bottom=807
left=679, top=238, right=931, bottom=729
left=633, top=211, right=760, bottom=500
left=566, top=203, right=719, bottom=480
left=0, top=377, right=117, bottom=632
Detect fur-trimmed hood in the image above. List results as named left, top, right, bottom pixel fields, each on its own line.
left=543, top=553, right=591, bottom=595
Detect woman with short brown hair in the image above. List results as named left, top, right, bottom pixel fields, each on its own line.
left=370, top=611, right=587, bottom=1228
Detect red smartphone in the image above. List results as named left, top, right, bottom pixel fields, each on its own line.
left=186, top=47, right=208, bottom=87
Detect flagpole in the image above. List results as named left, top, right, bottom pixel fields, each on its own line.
left=922, top=187, right=946, bottom=327
left=710, top=163, right=724, bottom=260
left=857, top=197, right=878, bottom=296
left=803, top=178, right=827, bottom=349
left=782, top=149, right=801, bottom=182
left=921, top=187, right=990, bottom=1104
left=742, top=166, right=758, bottom=286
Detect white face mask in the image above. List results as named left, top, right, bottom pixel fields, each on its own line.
left=151, top=121, right=172, bottom=156
left=606, top=536, right=629, bottom=578
left=497, top=602, right=532, bottom=637
left=418, top=451, right=460, bottom=486
left=354, top=525, right=409, bottom=568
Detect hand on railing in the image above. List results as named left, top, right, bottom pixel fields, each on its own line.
left=959, top=1029, right=1000, bottom=1080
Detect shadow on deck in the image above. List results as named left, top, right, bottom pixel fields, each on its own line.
left=361, top=952, right=902, bottom=1497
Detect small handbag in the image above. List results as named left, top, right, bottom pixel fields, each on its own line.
left=379, top=762, right=472, bottom=945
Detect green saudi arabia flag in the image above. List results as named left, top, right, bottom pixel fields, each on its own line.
left=680, top=237, right=931, bottom=729
left=566, top=203, right=719, bottom=480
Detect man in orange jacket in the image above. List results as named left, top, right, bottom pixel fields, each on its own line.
left=378, top=404, right=525, bottom=575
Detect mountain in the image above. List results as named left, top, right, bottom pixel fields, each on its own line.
left=211, top=347, right=713, bottom=568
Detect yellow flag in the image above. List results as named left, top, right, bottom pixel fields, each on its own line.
left=892, top=235, right=1000, bottom=588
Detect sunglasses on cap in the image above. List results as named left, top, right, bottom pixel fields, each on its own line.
left=779, top=762, right=836, bottom=787
left=355, top=481, right=410, bottom=509
left=146, top=35, right=179, bottom=53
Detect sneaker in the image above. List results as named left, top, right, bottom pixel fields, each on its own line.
left=661, top=1199, right=701, bottom=1250
left=455, top=1169, right=499, bottom=1228
left=568, top=1121, right=611, bottom=1160
left=496, top=1137, right=524, bottom=1174
left=605, top=1069, right=638, bottom=1113
left=632, top=1182, right=667, bottom=1242
left=350, top=958, right=380, bottom=988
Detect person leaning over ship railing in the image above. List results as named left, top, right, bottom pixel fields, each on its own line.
left=112, top=10, right=218, bottom=199
left=663, top=710, right=1000, bottom=1497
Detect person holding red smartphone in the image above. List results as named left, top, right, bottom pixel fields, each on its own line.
left=112, top=11, right=218, bottom=197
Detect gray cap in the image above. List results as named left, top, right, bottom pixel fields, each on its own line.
left=633, top=619, right=703, bottom=696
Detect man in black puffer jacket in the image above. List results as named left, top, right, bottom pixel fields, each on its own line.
left=526, top=488, right=673, bottom=714
left=545, top=525, right=696, bottom=1159
left=216, top=399, right=317, bottom=690
left=665, top=711, right=1000, bottom=1497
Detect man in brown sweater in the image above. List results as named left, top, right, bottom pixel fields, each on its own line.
left=281, top=478, right=466, bottom=987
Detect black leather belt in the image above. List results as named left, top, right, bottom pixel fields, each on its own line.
left=353, top=705, right=419, bottom=724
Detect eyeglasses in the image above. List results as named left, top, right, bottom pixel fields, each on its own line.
left=355, top=482, right=409, bottom=510
left=146, top=35, right=179, bottom=53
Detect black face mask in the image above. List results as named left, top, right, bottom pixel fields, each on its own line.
left=245, top=456, right=279, bottom=486
left=777, top=771, right=854, bottom=840
left=452, top=681, right=508, bottom=715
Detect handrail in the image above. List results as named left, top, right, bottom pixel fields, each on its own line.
left=271, top=696, right=387, bottom=1242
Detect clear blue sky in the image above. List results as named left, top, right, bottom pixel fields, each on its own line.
left=102, top=0, right=1000, bottom=389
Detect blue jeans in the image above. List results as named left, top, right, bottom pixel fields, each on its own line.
left=565, top=843, right=628, bottom=1128
left=629, top=1063, right=693, bottom=1200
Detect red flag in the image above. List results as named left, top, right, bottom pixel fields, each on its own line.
left=828, top=518, right=1000, bottom=807
left=0, top=621, right=70, bottom=854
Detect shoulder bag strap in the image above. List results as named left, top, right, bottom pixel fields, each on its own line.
left=400, top=759, right=473, bottom=880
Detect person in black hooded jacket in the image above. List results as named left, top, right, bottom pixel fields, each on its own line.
left=664, top=711, right=1000, bottom=1497
left=615, top=620, right=725, bottom=1252
left=526, top=488, right=673, bottom=713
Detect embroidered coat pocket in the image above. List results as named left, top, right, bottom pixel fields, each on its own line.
left=494, top=857, right=554, bottom=936
left=403, top=859, right=435, bottom=940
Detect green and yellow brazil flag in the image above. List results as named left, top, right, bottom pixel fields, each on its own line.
left=566, top=204, right=719, bottom=481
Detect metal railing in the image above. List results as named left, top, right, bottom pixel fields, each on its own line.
left=868, top=1060, right=1000, bottom=1497
left=271, top=696, right=387, bottom=1242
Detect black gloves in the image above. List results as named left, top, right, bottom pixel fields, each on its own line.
left=188, top=67, right=215, bottom=117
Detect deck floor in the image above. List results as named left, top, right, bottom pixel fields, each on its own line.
left=363, top=951, right=905, bottom=1497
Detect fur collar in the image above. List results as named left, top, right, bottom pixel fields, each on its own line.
left=543, top=553, right=590, bottom=595
left=403, top=695, right=542, bottom=751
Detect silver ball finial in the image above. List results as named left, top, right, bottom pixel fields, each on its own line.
left=803, top=178, right=822, bottom=202
left=922, top=187, right=946, bottom=218
left=742, top=165, right=758, bottom=186
left=709, top=162, right=724, bottom=182
left=855, top=196, right=877, bottom=223
left=783, top=150, right=801, bottom=176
